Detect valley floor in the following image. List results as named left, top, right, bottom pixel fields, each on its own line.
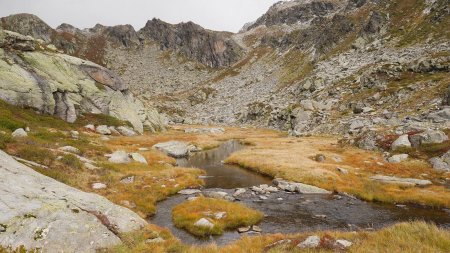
left=0, top=102, right=449, bottom=252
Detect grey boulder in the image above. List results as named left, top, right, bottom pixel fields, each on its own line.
left=410, top=130, right=448, bottom=147
left=117, top=126, right=137, bottom=136
left=0, top=149, right=146, bottom=252
left=11, top=128, right=27, bottom=138
left=390, top=134, right=411, bottom=150
left=153, top=141, right=191, bottom=158
left=108, top=151, right=131, bottom=164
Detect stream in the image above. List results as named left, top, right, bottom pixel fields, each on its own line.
left=150, top=140, right=450, bottom=245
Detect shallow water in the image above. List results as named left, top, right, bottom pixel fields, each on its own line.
left=176, top=140, right=272, bottom=188
left=151, top=140, right=450, bottom=245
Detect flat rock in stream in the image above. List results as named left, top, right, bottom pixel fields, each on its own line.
left=178, top=189, right=201, bottom=195
left=370, top=175, right=432, bottom=186
left=203, top=191, right=228, bottom=199
left=273, top=178, right=331, bottom=194
left=0, top=150, right=146, bottom=252
left=153, top=141, right=191, bottom=158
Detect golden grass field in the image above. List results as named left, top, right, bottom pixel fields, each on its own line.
left=1, top=102, right=449, bottom=252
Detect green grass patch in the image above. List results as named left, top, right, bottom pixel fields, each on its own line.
left=0, top=131, right=13, bottom=149
left=60, top=154, right=83, bottom=170
left=15, top=146, right=56, bottom=167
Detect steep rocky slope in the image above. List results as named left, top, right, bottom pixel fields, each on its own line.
left=1, top=0, right=449, bottom=144
left=0, top=29, right=165, bottom=133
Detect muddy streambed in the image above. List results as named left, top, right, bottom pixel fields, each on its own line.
left=150, top=140, right=450, bottom=245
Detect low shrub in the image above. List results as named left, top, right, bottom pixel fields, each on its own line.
left=60, top=154, right=83, bottom=170
left=16, top=146, right=56, bottom=166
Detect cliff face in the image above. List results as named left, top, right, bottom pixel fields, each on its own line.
left=0, top=14, right=243, bottom=68
left=139, top=19, right=243, bottom=68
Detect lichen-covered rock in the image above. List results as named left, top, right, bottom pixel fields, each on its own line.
left=409, top=130, right=448, bottom=147
left=0, top=149, right=146, bottom=252
left=130, top=153, right=148, bottom=164
left=0, top=29, right=165, bottom=133
left=391, top=135, right=411, bottom=151
left=11, top=128, right=27, bottom=138
left=108, top=151, right=131, bottom=164
left=153, top=141, right=191, bottom=158
left=117, top=126, right=137, bottom=136
left=96, top=125, right=112, bottom=135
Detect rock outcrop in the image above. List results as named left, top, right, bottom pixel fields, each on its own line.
left=0, top=29, right=165, bottom=133
left=0, top=149, right=146, bottom=252
left=139, top=18, right=243, bottom=68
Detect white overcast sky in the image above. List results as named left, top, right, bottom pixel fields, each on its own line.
left=0, top=0, right=282, bottom=32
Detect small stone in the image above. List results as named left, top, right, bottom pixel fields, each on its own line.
left=233, top=188, right=246, bottom=197
left=315, top=154, right=326, bottom=162
left=178, top=189, right=201, bottom=195
left=266, top=186, right=278, bottom=192
left=336, top=167, right=348, bottom=174
left=120, top=176, right=135, bottom=184
left=259, top=196, right=268, bottom=200
left=117, top=126, right=137, bottom=136
left=203, top=191, right=228, bottom=199
left=194, top=218, right=214, bottom=228
left=84, top=124, right=95, bottom=131
left=12, top=128, right=27, bottom=138
left=297, top=235, right=320, bottom=248
left=214, top=212, right=227, bottom=219
left=391, top=135, right=411, bottom=151
left=266, top=239, right=292, bottom=248
left=92, top=182, right=107, bottom=190
left=70, top=131, right=79, bottom=139
left=335, top=239, right=353, bottom=249
left=388, top=154, right=409, bottom=163
left=238, top=226, right=251, bottom=233
left=145, top=237, right=165, bottom=244
left=84, top=163, right=97, bottom=170
left=130, top=153, right=148, bottom=164
left=96, top=125, right=111, bottom=135
left=138, top=148, right=149, bottom=151
left=59, top=146, right=81, bottom=154
left=277, top=197, right=283, bottom=201
left=314, top=214, right=327, bottom=219
left=251, top=186, right=265, bottom=194
left=108, top=151, right=131, bottom=164
left=251, top=225, right=262, bottom=232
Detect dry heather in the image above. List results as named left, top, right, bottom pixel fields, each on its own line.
left=225, top=135, right=450, bottom=207
left=110, top=221, right=450, bottom=253
left=172, top=197, right=263, bottom=237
